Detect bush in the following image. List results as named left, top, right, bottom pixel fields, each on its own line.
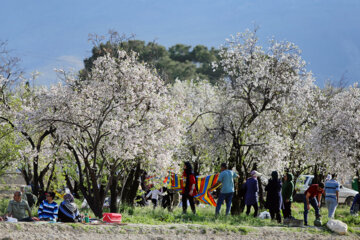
left=0, top=198, right=10, bottom=215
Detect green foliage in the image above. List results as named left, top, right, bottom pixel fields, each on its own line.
left=0, top=125, right=23, bottom=176
left=0, top=198, right=10, bottom=215
left=81, top=38, right=224, bottom=84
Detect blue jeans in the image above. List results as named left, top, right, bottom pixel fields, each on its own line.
left=303, top=196, right=320, bottom=225
left=325, top=197, right=337, bottom=218
left=216, top=192, right=234, bottom=215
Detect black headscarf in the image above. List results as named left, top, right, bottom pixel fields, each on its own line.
left=271, top=171, right=278, bottom=181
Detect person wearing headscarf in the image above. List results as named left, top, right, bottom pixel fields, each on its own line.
left=181, top=161, right=197, bottom=214
left=245, top=170, right=260, bottom=217
left=58, top=193, right=80, bottom=222
left=281, top=172, right=294, bottom=219
left=265, top=171, right=282, bottom=223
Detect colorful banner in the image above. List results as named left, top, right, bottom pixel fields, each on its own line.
left=168, top=172, right=221, bottom=207
left=194, top=173, right=220, bottom=207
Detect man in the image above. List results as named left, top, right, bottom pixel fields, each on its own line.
left=38, top=191, right=58, bottom=221
left=303, top=183, right=324, bottom=226
left=5, top=191, right=33, bottom=222
left=324, top=174, right=340, bottom=219
left=210, top=163, right=238, bottom=216
left=350, top=193, right=360, bottom=216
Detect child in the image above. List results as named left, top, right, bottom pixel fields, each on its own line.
left=146, top=187, right=163, bottom=209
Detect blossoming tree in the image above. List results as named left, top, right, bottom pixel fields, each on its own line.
left=206, top=30, right=316, bottom=214
left=34, top=51, right=183, bottom=217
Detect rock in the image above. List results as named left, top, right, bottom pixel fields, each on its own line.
left=2, top=237, right=14, bottom=240
left=326, top=219, right=347, bottom=235
left=283, top=218, right=303, bottom=227
left=314, top=218, right=322, bottom=227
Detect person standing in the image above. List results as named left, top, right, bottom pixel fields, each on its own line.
left=265, top=171, right=282, bottom=223
left=303, top=183, right=324, bottom=226
left=38, top=192, right=59, bottom=221
left=281, top=173, right=294, bottom=219
left=5, top=191, right=33, bottom=222
left=245, top=170, right=260, bottom=217
left=324, top=174, right=340, bottom=219
left=350, top=193, right=360, bottom=215
left=210, top=163, right=238, bottom=216
left=181, top=161, right=197, bottom=214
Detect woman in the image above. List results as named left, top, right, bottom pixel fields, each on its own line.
left=281, top=173, right=294, bottom=219
left=58, top=193, right=80, bottom=222
left=265, top=171, right=282, bottom=223
left=181, top=161, right=197, bottom=214
left=245, top=170, right=259, bottom=217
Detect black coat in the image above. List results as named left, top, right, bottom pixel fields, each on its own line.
left=265, top=178, right=283, bottom=210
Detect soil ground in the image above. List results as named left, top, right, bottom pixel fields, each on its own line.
left=0, top=222, right=359, bottom=240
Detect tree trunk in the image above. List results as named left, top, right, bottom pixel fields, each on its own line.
left=229, top=138, right=245, bottom=215
left=252, top=163, right=265, bottom=209
left=125, top=162, right=141, bottom=206
left=258, top=177, right=265, bottom=209
left=21, top=163, right=32, bottom=185
left=356, top=170, right=360, bottom=192
left=121, top=168, right=135, bottom=204
left=46, top=163, right=56, bottom=192
left=110, top=173, right=118, bottom=212
left=312, top=164, right=325, bottom=184
left=33, top=156, right=40, bottom=196
left=313, top=164, right=319, bottom=184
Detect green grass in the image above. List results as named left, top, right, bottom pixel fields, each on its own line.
left=117, top=202, right=360, bottom=235
left=1, top=195, right=359, bottom=236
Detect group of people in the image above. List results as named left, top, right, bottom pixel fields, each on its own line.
left=175, top=162, right=360, bottom=227
left=2, top=189, right=80, bottom=223
left=239, top=171, right=358, bottom=226
left=243, top=171, right=343, bottom=226
left=2, top=164, right=360, bottom=226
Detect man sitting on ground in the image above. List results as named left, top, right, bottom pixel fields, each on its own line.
left=38, top=191, right=58, bottom=221
left=5, top=191, right=33, bottom=222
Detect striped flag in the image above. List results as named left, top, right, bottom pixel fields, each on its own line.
left=168, top=172, right=221, bottom=207
left=169, top=171, right=183, bottom=191
left=194, top=173, right=221, bottom=207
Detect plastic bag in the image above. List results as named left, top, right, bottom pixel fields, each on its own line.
left=6, top=217, right=18, bottom=223
left=259, top=211, right=271, bottom=219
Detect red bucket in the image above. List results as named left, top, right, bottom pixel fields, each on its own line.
left=103, top=213, right=122, bottom=223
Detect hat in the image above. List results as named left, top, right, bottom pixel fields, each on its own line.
left=250, top=170, right=261, bottom=177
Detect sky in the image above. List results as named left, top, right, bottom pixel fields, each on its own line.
left=1, top=0, right=360, bottom=87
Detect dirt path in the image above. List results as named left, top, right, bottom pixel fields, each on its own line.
left=0, top=222, right=358, bottom=240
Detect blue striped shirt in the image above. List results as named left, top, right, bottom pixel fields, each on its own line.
left=38, top=200, right=58, bottom=220
left=325, top=179, right=340, bottom=200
